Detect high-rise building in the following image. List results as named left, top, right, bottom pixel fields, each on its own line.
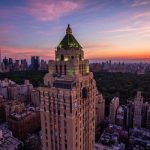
left=40, top=24, right=98, bottom=150
left=0, top=96, right=6, bottom=123
left=31, top=56, right=39, bottom=71
left=95, top=92, right=105, bottom=127
left=133, top=91, right=143, bottom=128
left=126, top=101, right=134, bottom=128
left=115, top=105, right=127, bottom=127
left=142, top=102, right=149, bottom=128
left=8, top=107, right=40, bottom=141
left=109, top=97, right=119, bottom=124
left=146, top=105, right=150, bottom=129
left=31, top=89, right=40, bottom=107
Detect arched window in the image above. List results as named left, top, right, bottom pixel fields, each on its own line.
left=61, top=54, right=64, bottom=61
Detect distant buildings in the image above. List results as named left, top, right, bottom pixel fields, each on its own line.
left=0, top=78, right=41, bottom=149
left=96, top=92, right=105, bottom=127
left=0, top=79, right=33, bottom=102
left=0, top=97, right=6, bottom=123
left=146, top=105, right=150, bottom=129
left=109, top=97, right=119, bottom=124
left=108, top=91, right=150, bottom=130
left=30, top=56, right=39, bottom=71
left=133, top=91, right=143, bottom=128
left=90, top=61, right=150, bottom=74
left=0, top=56, right=48, bottom=72
left=100, top=124, right=127, bottom=149
left=8, top=107, right=40, bottom=141
left=116, top=105, right=127, bottom=127
left=31, top=89, right=40, bottom=107
left=0, top=124, right=23, bottom=150
left=129, top=128, right=150, bottom=149
left=5, top=100, right=25, bottom=121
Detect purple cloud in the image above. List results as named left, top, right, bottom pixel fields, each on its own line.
left=23, top=0, right=81, bottom=21
left=0, top=0, right=81, bottom=21
left=131, top=0, right=150, bottom=7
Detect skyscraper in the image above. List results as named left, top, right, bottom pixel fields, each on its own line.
left=133, top=91, right=143, bottom=128
left=146, top=105, right=150, bottom=129
left=31, top=56, right=39, bottom=71
left=109, top=97, right=119, bottom=124
left=40, top=25, right=98, bottom=150
left=95, top=92, right=105, bottom=127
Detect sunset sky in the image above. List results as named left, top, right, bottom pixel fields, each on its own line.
left=0, top=0, right=150, bottom=61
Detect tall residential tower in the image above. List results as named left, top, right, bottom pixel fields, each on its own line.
left=40, top=25, right=98, bottom=150
left=133, top=91, right=143, bottom=128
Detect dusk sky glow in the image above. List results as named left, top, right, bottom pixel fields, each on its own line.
left=0, top=0, right=150, bottom=61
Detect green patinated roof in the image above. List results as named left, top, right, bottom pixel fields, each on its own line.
left=57, top=24, right=82, bottom=49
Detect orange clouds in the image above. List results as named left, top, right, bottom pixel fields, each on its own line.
left=84, top=42, right=150, bottom=60
left=1, top=45, right=55, bottom=60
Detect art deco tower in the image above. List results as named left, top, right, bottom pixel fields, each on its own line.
left=40, top=25, right=97, bottom=150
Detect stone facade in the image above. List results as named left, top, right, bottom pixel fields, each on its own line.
left=40, top=25, right=99, bottom=150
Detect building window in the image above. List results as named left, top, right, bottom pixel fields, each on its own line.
left=64, top=112, right=66, bottom=118
left=64, top=120, right=67, bottom=127
left=79, top=55, right=82, bottom=60
left=46, top=142, right=48, bottom=147
left=64, top=65, right=66, bottom=75
left=82, top=87, right=88, bottom=98
left=60, top=65, right=62, bottom=74
left=64, top=128, right=67, bottom=134
left=61, top=54, right=64, bottom=61
left=65, top=143, right=67, bottom=149
left=58, top=110, right=60, bottom=115
left=56, top=65, right=58, bottom=73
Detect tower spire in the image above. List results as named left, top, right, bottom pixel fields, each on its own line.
left=66, top=24, right=72, bottom=34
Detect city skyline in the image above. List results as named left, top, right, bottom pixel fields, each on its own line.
left=0, top=0, right=150, bottom=61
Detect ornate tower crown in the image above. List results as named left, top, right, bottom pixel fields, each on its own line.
left=57, top=24, right=82, bottom=49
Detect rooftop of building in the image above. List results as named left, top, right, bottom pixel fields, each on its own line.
left=9, top=106, right=39, bottom=121
left=0, top=124, right=23, bottom=150
left=100, top=124, right=128, bottom=147
left=0, top=79, right=32, bottom=88
left=57, top=24, right=82, bottom=50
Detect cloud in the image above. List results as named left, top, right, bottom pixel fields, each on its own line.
left=0, top=0, right=81, bottom=21
left=131, top=0, right=150, bottom=7
left=104, top=26, right=150, bottom=38
left=105, top=27, right=138, bottom=33
left=133, top=12, right=150, bottom=19
left=25, top=0, right=81, bottom=21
